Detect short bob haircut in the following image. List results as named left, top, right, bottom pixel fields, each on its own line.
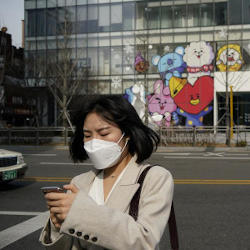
left=70, top=95, right=160, bottom=164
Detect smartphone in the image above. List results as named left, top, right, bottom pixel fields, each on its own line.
left=41, top=186, right=64, bottom=194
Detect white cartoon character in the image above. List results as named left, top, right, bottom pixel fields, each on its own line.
left=183, top=41, right=215, bottom=86
left=216, top=44, right=243, bottom=72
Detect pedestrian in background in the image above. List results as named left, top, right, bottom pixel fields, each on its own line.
left=40, top=95, right=174, bottom=250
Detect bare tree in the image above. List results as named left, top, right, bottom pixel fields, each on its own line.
left=46, top=8, right=88, bottom=132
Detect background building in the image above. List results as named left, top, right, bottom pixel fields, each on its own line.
left=24, top=0, right=250, bottom=128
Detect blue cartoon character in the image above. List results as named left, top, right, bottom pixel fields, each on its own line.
left=152, top=46, right=186, bottom=86
left=177, top=106, right=213, bottom=127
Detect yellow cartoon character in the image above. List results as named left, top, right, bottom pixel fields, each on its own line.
left=216, top=44, right=244, bottom=72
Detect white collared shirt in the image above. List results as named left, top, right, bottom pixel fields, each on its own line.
left=88, top=166, right=128, bottom=205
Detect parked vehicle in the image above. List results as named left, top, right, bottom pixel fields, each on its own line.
left=0, top=149, right=28, bottom=182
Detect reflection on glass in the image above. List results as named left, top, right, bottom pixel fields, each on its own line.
left=161, top=6, right=172, bottom=28
left=201, top=3, right=213, bottom=27
left=187, top=4, right=199, bottom=27
left=215, top=2, right=227, bottom=26
left=111, top=4, right=122, bottom=31
left=173, top=5, right=186, bottom=28
left=123, top=2, right=135, bottom=31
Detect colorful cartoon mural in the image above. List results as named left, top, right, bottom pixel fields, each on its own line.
left=148, top=80, right=178, bottom=127
left=124, top=82, right=146, bottom=121
left=183, top=41, right=214, bottom=86
left=123, top=41, right=244, bottom=128
left=216, top=44, right=243, bottom=72
left=134, top=52, right=149, bottom=73
left=152, top=46, right=186, bottom=86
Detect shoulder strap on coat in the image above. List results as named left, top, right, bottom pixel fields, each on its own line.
left=129, top=165, right=179, bottom=250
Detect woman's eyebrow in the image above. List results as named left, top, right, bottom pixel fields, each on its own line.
left=83, top=126, right=111, bottom=133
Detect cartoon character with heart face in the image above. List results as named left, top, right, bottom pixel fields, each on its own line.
left=169, top=76, right=214, bottom=126
left=148, top=80, right=178, bottom=127
left=152, top=46, right=186, bottom=86
left=183, top=41, right=214, bottom=86
left=216, top=44, right=243, bottom=72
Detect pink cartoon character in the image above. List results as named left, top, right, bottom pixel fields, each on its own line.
left=148, top=80, right=178, bottom=127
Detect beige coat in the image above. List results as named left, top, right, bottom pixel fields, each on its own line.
left=39, top=156, right=174, bottom=250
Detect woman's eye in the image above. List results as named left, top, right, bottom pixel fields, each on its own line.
left=101, top=134, right=109, bottom=137
left=83, top=134, right=91, bottom=138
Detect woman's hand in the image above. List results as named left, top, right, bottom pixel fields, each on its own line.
left=45, top=184, right=79, bottom=229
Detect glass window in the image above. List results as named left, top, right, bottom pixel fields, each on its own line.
left=147, top=7, right=160, bottom=29
left=77, top=5, right=87, bottom=34
left=36, top=9, right=46, bottom=36
left=47, top=0, right=57, bottom=8
left=46, top=8, right=57, bottom=36
left=111, top=4, right=122, bottom=32
left=242, top=40, right=250, bottom=70
left=243, top=0, right=250, bottom=24
left=25, top=51, right=36, bottom=77
left=136, top=2, right=147, bottom=30
left=88, top=48, right=98, bottom=75
left=67, top=6, right=76, bottom=34
left=123, top=2, right=135, bottom=31
left=46, top=50, right=57, bottom=77
left=161, top=6, right=172, bottom=28
left=27, top=10, right=36, bottom=37
left=99, top=47, right=110, bottom=75
left=200, top=3, right=213, bottom=27
left=87, top=5, right=98, bottom=32
left=111, top=46, right=122, bottom=74
left=99, top=5, right=110, bottom=32
left=123, top=44, right=134, bottom=75
left=229, top=0, right=242, bottom=24
left=215, top=2, right=227, bottom=26
left=187, top=4, right=199, bottom=27
left=173, top=5, right=186, bottom=28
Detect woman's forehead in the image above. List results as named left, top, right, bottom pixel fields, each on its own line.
left=83, top=112, right=118, bottom=130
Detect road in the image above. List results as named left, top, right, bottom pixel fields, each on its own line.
left=1, top=145, right=250, bottom=250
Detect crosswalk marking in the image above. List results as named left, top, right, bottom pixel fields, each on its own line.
left=0, top=211, right=49, bottom=249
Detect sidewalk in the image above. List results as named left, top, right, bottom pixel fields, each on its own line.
left=156, top=145, right=250, bottom=153
left=1, top=144, right=250, bottom=152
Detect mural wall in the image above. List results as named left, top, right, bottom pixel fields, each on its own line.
left=124, top=40, right=245, bottom=127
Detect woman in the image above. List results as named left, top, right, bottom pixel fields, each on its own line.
left=40, top=95, right=174, bottom=250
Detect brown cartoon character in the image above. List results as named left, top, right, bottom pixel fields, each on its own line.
left=134, top=52, right=149, bottom=73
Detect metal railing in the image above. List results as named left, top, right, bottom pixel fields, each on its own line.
left=0, top=126, right=249, bottom=146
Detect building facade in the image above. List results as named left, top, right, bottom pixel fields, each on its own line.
left=24, top=0, right=250, bottom=127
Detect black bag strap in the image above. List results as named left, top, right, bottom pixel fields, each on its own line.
left=129, top=166, right=179, bottom=250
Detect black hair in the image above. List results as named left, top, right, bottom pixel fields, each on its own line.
left=70, top=95, right=160, bottom=164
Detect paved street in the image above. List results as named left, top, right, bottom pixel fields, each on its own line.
left=0, top=145, right=250, bottom=250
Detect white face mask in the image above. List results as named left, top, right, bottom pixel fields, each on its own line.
left=84, top=133, right=128, bottom=170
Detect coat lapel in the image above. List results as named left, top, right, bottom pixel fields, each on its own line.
left=105, top=155, right=144, bottom=212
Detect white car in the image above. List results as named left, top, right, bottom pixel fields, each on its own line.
left=0, top=149, right=28, bottom=182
